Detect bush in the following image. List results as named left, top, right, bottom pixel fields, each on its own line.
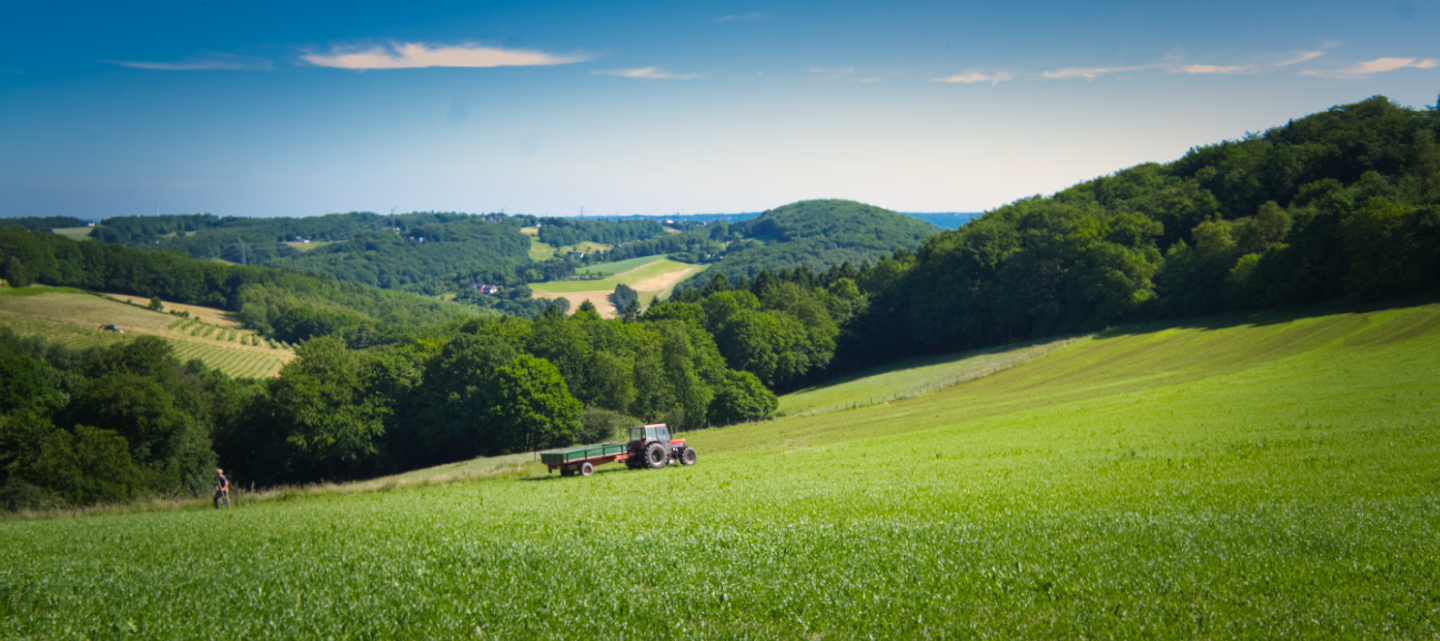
left=577, top=407, right=641, bottom=444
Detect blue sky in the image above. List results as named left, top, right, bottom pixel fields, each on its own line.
left=2, top=0, right=1437, bottom=218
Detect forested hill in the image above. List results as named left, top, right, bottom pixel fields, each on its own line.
left=820, top=96, right=1440, bottom=368
left=638, top=199, right=937, bottom=283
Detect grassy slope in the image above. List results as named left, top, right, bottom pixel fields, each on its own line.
left=2, top=301, right=1438, bottom=637
left=778, top=335, right=1080, bottom=417
left=0, top=289, right=292, bottom=378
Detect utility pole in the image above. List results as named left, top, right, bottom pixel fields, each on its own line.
left=579, top=205, right=585, bottom=218
left=238, top=238, right=247, bottom=265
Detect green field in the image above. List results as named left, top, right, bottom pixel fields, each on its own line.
left=574, top=253, right=668, bottom=276
left=0, top=288, right=292, bottom=378
left=3, top=301, right=1438, bottom=637
left=778, top=335, right=1080, bottom=417
left=51, top=227, right=94, bottom=241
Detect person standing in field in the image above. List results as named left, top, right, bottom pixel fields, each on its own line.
left=214, top=468, right=230, bottom=509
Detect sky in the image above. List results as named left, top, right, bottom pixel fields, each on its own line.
left=1, top=0, right=1437, bottom=219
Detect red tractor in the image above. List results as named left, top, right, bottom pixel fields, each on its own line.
left=625, top=423, right=697, bottom=469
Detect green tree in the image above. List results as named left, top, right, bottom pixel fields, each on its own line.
left=486, top=354, right=582, bottom=454
left=707, top=370, right=777, bottom=425
left=269, top=336, right=386, bottom=478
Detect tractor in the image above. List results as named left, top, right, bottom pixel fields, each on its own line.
left=624, top=423, right=697, bottom=469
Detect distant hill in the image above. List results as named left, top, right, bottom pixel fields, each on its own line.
left=697, top=199, right=939, bottom=281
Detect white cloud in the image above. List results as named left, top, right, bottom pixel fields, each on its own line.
left=103, top=53, right=273, bottom=71
left=932, top=71, right=1013, bottom=85
left=1301, top=56, right=1438, bottom=78
left=1040, top=65, right=1156, bottom=80
left=714, top=13, right=762, bottom=21
left=1173, top=64, right=1254, bottom=75
left=302, top=42, right=586, bottom=70
left=593, top=66, right=702, bottom=79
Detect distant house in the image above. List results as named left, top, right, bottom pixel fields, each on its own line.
left=566, top=251, right=586, bottom=259
left=471, top=284, right=501, bottom=295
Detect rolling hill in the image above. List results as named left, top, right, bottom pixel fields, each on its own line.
left=0, top=287, right=293, bottom=378
left=5, top=299, right=1436, bottom=637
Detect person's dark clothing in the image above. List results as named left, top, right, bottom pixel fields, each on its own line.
left=214, top=472, right=230, bottom=509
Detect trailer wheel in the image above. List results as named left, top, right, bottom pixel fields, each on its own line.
left=680, top=447, right=697, bottom=466
left=580, top=462, right=594, bottom=476
left=643, top=442, right=667, bottom=469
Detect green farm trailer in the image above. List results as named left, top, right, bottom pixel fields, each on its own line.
left=541, top=424, right=697, bottom=477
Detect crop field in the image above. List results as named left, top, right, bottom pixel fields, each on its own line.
left=531, top=258, right=706, bottom=318
left=0, top=288, right=292, bottom=378
left=3, top=301, right=1439, bottom=637
left=51, top=227, right=94, bottom=241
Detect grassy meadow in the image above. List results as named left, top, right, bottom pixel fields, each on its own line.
left=0, top=288, right=293, bottom=378
left=2, top=300, right=1438, bottom=637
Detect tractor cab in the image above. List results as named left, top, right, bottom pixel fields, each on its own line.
left=629, top=424, right=671, bottom=445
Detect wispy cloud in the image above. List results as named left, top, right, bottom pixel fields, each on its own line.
left=714, top=12, right=762, bottom=21
left=593, top=66, right=702, bottom=79
left=809, top=66, right=853, bottom=80
left=302, top=42, right=586, bottom=70
left=1173, top=64, right=1254, bottom=75
left=932, top=70, right=1013, bottom=85
left=1040, top=65, right=1157, bottom=80
left=1301, top=56, right=1437, bottom=78
left=1273, top=50, right=1325, bottom=67
left=0, top=69, right=25, bottom=75
left=103, top=53, right=273, bottom=71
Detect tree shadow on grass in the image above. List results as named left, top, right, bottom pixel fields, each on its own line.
left=1097, top=291, right=1440, bottom=340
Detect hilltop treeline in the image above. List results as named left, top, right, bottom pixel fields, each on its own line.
left=0, top=217, right=90, bottom=232
left=588, top=200, right=939, bottom=275
left=0, top=227, right=478, bottom=344
left=89, top=211, right=675, bottom=300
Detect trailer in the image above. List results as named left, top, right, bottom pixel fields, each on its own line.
left=540, top=424, right=698, bottom=477
left=541, top=443, right=629, bottom=477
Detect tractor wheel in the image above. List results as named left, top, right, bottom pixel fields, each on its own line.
left=580, top=462, right=594, bottom=477
left=680, top=447, right=697, bottom=466
left=642, top=441, right=668, bottom=469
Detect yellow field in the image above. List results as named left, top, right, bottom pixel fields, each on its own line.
left=0, top=289, right=292, bottom=378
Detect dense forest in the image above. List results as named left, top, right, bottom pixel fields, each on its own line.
left=3, top=95, right=1438, bottom=510
left=0, top=217, right=90, bottom=232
